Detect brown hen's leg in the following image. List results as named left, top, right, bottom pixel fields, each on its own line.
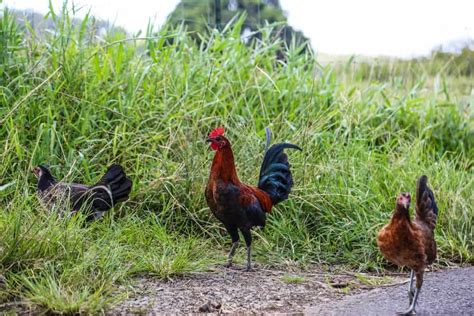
left=408, top=270, right=415, bottom=304
left=398, top=288, right=420, bottom=315
left=398, top=270, right=423, bottom=315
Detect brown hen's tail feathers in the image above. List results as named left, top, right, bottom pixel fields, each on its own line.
left=415, top=175, right=438, bottom=230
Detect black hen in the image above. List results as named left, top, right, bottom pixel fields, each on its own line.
left=33, top=164, right=132, bottom=220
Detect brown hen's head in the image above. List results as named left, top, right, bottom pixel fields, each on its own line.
left=206, top=126, right=230, bottom=151
left=396, top=192, right=411, bottom=210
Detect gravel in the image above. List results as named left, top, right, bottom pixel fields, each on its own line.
left=110, top=264, right=371, bottom=314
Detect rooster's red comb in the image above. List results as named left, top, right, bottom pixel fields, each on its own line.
left=209, top=126, right=225, bottom=138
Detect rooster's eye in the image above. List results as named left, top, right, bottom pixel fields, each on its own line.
left=215, top=136, right=222, bottom=141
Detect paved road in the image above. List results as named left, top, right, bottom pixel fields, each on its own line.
left=306, top=267, right=474, bottom=315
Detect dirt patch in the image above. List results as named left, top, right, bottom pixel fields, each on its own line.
left=110, top=264, right=404, bottom=314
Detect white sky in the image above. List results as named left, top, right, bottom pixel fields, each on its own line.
left=2, top=0, right=474, bottom=57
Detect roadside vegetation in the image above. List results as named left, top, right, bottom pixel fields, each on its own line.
left=0, top=5, right=472, bottom=313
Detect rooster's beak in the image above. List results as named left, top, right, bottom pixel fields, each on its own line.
left=206, top=138, right=213, bottom=143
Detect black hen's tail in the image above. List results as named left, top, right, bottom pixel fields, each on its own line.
left=258, top=143, right=301, bottom=205
left=415, top=175, right=438, bottom=230
left=91, top=164, right=132, bottom=211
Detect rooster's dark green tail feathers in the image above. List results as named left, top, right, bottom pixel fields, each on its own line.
left=258, top=142, right=301, bottom=205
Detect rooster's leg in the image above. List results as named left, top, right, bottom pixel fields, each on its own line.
left=224, top=226, right=239, bottom=268
left=246, top=246, right=252, bottom=271
left=224, top=241, right=239, bottom=268
left=408, top=269, right=415, bottom=304
left=241, top=229, right=253, bottom=272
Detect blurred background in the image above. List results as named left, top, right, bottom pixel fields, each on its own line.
left=3, top=0, right=474, bottom=58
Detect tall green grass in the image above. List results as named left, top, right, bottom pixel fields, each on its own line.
left=0, top=6, right=473, bottom=313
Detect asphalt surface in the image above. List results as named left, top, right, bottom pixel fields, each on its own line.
left=306, top=267, right=474, bottom=315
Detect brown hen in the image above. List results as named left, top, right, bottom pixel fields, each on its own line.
left=377, top=175, right=438, bottom=315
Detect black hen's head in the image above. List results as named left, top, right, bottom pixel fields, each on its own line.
left=32, top=165, right=56, bottom=190
left=206, top=127, right=230, bottom=151
left=32, top=165, right=49, bottom=178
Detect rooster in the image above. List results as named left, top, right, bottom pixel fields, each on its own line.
left=377, top=175, right=438, bottom=315
left=32, top=164, right=132, bottom=220
left=205, top=127, right=301, bottom=271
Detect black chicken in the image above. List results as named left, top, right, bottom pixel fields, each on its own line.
left=32, top=164, right=132, bottom=220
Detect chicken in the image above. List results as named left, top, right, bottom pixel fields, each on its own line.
left=377, top=175, right=438, bottom=315
left=205, top=127, right=301, bottom=271
left=32, top=164, right=132, bottom=220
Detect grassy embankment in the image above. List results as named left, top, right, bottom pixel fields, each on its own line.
left=0, top=7, right=472, bottom=313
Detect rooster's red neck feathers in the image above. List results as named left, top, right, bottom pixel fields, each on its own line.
left=210, top=143, right=240, bottom=184
left=208, top=127, right=240, bottom=183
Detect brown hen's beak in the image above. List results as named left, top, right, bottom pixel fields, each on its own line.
left=206, top=138, right=214, bottom=143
